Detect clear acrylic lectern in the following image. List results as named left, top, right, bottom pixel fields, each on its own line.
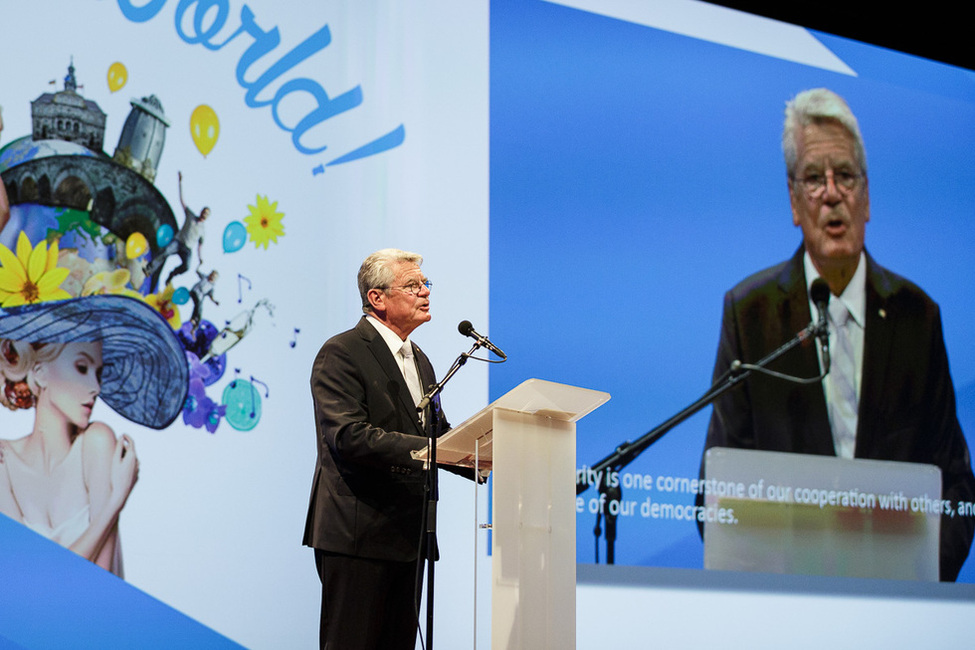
left=419, top=378, right=610, bottom=649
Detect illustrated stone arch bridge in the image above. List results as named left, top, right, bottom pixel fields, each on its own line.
left=1, top=152, right=178, bottom=259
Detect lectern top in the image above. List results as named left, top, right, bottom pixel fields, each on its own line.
left=488, top=378, right=610, bottom=422
left=411, top=378, right=610, bottom=467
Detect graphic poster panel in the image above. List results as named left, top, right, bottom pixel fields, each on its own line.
left=0, top=1, right=488, bottom=647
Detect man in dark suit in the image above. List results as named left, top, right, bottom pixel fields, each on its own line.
left=702, top=88, right=975, bottom=581
left=304, top=248, right=447, bottom=649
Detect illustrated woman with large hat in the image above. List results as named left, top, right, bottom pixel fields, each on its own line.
left=0, top=295, right=187, bottom=576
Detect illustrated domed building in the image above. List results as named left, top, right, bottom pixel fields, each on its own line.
left=113, top=94, right=171, bottom=183
left=3, top=65, right=178, bottom=263
left=30, top=59, right=106, bottom=152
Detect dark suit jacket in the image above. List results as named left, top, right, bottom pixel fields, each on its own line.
left=303, top=317, right=449, bottom=562
left=703, top=246, right=975, bottom=581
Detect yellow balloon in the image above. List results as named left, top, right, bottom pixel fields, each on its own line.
left=107, top=62, right=127, bottom=93
left=190, top=104, right=220, bottom=157
left=126, top=232, right=148, bottom=259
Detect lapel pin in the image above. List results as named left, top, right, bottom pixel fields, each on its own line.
left=878, top=308, right=887, bottom=319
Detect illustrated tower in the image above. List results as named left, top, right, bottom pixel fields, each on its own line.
left=30, top=59, right=107, bottom=152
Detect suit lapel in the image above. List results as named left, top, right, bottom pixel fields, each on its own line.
left=413, top=342, right=434, bottom=395
left=356, top=318, right=424, bottom=434
left=856, top=253, right=892, bottom=455
left=778, top=247, right=834, bottom=455
left=777, top=248, right=820, bottom=380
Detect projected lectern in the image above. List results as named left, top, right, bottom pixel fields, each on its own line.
left=419, top=378, right=609, bottom=650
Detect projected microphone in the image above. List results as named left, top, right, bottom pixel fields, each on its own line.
left=458, top=320, right=507, bottom=359
left=810, top=278, right=831, bottom=372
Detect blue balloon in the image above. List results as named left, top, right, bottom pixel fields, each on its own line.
left=156, top=223, right=174, bottom=247
left=173, top=286, right=190, bottom=305
left=223, top=221, right=247, bottom=253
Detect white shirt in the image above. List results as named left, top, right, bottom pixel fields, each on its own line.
left=365, top=315, right=424, bottom=420
left=804, top=251, right=866, bottom=457
left=177, top=206, right=205, bottom=247
left=366, top=315, right=418, bottom=381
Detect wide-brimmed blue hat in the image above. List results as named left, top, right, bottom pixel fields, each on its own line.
left=0, top=295, right=187, bottom=429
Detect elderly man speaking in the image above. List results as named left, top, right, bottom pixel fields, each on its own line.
left=304, top=248, right=458, bottom=649
left=701, top=88, right=975, bottom=581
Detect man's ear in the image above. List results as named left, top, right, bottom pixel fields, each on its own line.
left=862, top=176, right=870, bottom=224
left=367, top=287, right=387, bottom=314
left=788, top=180, right=802, bottom=227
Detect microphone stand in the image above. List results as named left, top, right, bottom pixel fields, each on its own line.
left=577, top=317, right=828, bottom=563
left=593, top=481, right=622, bottom=563
left=416, top=340, right=480, bottom=650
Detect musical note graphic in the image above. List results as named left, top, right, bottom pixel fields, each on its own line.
left=237, top=274, right=252, bottom=303
left=290, top=327, right=300, bottom=348
left=250, top=375, right=269, bottom=398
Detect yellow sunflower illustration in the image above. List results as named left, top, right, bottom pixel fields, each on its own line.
left=0, top=232, right=72, bottom=307
left=244, top=194, right=285, bottom=250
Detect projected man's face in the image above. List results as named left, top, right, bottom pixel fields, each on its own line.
left=789, top=121, right=870, bottom=283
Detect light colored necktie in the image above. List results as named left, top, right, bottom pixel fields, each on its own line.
left=399, top=341, right=424, bottom=418
left=828, top=300, right=858, bottom=458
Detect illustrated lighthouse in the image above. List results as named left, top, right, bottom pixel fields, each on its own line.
left=113, top=94, right=171, bottom=182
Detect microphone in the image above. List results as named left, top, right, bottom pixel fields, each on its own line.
left=458, top=320, right=507, bottom=359
left=810, top=278, right=831, bottom=371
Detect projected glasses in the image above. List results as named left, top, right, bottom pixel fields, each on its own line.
left=792, top=170, right=864, bottom=197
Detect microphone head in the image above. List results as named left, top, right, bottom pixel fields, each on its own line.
left=458, top=320, right=474, bottom=336
left=810, top=278, right=831, bottom=305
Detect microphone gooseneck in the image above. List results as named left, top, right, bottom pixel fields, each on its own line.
left=457, top=320, right=507, bottom=360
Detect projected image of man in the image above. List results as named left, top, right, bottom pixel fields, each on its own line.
left=701, top=88, right=975, bottom=581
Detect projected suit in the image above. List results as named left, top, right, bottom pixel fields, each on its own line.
left=704, top=246, right=975, bottom=580
left=303, top=249, right=448, bottom=650
left=702, top=88, right=975, bottom=581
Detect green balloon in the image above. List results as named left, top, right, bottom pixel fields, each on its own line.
left=222, top=379, right=261, bottom=431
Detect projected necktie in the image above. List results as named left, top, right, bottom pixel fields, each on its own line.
left=399, top=341, right=424, bottom=424
left=828, top=300, right=859, bottom=459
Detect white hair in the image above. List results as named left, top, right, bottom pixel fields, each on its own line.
left=782, top=88, right=867, bottom=177
left=357, top=248, right=423, bottom=313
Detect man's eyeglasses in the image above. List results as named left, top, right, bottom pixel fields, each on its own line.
left=792, top=170, right=863, bottom=197
left=387, top=280, right=432, bottom=296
